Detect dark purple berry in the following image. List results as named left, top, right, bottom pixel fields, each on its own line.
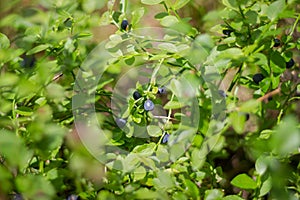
left=116, top=118, right=127, bottom=128
left=20, top=55, right=36, bottom=68
left=268, top=96, right=273, bottom=101
left=286, top=58, right=295, bottom=69
left=67, top=194, right=79, bottom=200
left=245, top=113, right=250, bottom=121
left=133, top=91, right=142, bottom=100
left=273, top=38, right=281, bottom=47
left=121, top=20, right=129, bottom=31
left=162, top=133, right=169, bottom=144
left=218, top=90, right=226, bottom=98
left=144, top=99, right=154, bottom=111
left=12, top=193, right=23, bottom=200
left=253, top=73, right=265, bottom=84
left=158, top=87, right=167, bottom=94
left=238, top=112, right=250, bottom=121
left=223, top=29, right=232, bottom=36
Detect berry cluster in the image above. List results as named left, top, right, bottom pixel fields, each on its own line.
left=115, top=86, right=167, bottom=128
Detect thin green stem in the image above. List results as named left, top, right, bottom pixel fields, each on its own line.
left=228, top=63, right=243, bottom=92
left=166, top=93, right=175, bottom=123
left=120, top=0, right=127, bottom=14
left=289, top=13, right=300, bottom=36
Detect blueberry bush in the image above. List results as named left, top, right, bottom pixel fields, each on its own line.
left=0, top=0, right=299, bottom=199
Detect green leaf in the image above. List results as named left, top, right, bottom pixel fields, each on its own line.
left=172, top=192, right=189, bottom=200
left=0, top=33, right=10, bottom=49
left=153, top=171, right=175, bottom=189
left=141, top=0, right=163, bottom=5
left=82, top=0, right=105, bottom=13
left=16, top=174, right=55, bottom=199
left=15, top=106, right=33, bottom=116
left=164, top=101, right=183, bottom=109
left=134, top=188, right=158, bottom=199
left=222, top=195, right=244, bottom=200
left=231, top=173, right=257, bottom=189
left=123, top=153, right=140, bottom=172
left=132, top=143, right=156, bottom=156
left=133, top=166, right=146, bottom=181
left=74, top=32, right=93, bottom=39
left=131, top=7, right=145, bottom=26
left=204, top=189, right=223, bottom=200
left=160, top=15, right=179, bottom=27
left=26, top=44, right=50, bottom=55
left=147, top=125, right=162, bottom=137
left=0, top=130, right=33, bottom=168
left=270, top=115, right=300, bottom=156
left=255, top=155, right=267, bottom=175
left=191, top=148, right=206, bottom=170
left=239, top=99, right=260, bottom=112
left=245, top=10, right=257, bottom=25
left=173, top=0, right=190, bottom=10
left=0, top=73, right=19, bottom=87
left=170, top=142, right=185, bottom=162
left=259, top=176, right=272, bottom=197
left=125, top=56, right=135, bottom=65
left=154, top=12, right=168, bottom=19
left=229, top=112, right=247, bottom=134
left=0, top=165, right=13, bottom=192
left=265, top=0, right=285, bottom=20
left=158, top=43, right=178, bottom=53
left=217, top=47, right=243, bottom=60
left=184, top=179, right=200, bottom=199
left=270, top=51, right=286, bottom=74
left=156, top=145, right=169, bottom=162
left=222, top=0, right=238, bottom=10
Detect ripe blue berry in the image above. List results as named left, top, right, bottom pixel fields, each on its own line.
left=133, top=91, right=142, bottom=100
left=158, top=87, right=167, bottom=94
left=116, top=118, right=127, bottom=128
left=273, top=38, right=281, bottom=47
left=12, top=193, right=23, bottom=200
left=223, top=29, right=232, bottom=36
left=121, top=20, right=128, bottom=31
left=67, top=194, right=79, bottom=200
left=253, top=73, right=265, bottom=84
left=245, top=113, right=250, bottom=121
left=144, top=99, right=154, bottom=111
left=20, top=55, right=36, bottom=68
left=162, top=133, right=169, bottom=144
left=286, top=58, right=295, bottom=69
left=238, top=112, right=250, bottom=121
left=218, top=90, right=226, bottom=98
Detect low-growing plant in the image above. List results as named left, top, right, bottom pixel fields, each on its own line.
left=0, top=0, right=299, bottom=199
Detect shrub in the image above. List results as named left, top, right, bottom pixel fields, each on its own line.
left=0, top=0, right=299, bottom=199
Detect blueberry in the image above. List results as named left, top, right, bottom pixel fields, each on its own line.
left=245, top=113, right=250, bottom=121
left=121, top=20, right=129, bottom=31
left=158, top=87, right=167, bottom=94
left=67, top=195, right=79, bottom=200
left=133, top=91, right=142, bottom=100
left=268, top=96, right=273, bottom=101
left=273, top=38, right=281, bottom=47
left=115, top=118, right=127, bottom=128
left=252, top=73, right=265, bottom=84
left=218, top=90, right=226, bottom=98
left=162, top=133, right=169, bottom=144
left=223, top=29, right=232, bottom=36
left=12, top=193, right=23, bottom=200
left=286, top=58, right=295, bottom=69
left=144, top=99, right=154, bottom=111
left=238, top=112, right=250, bottom=121
left=20, top=55, right=36, bottom=68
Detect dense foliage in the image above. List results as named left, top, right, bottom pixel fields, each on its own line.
left=0, top=0, right=299, bottom=199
